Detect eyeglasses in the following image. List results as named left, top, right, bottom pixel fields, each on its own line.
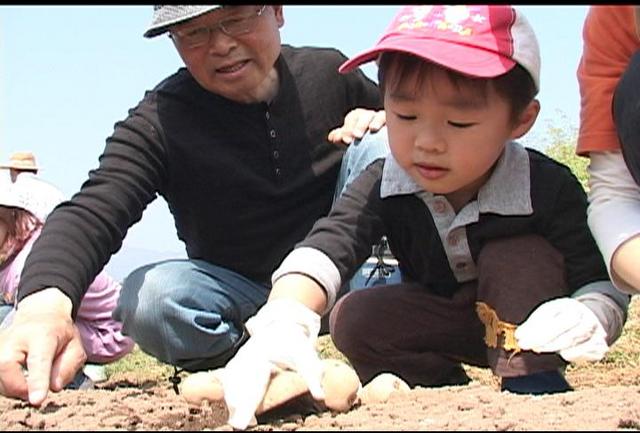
left=170, top=5, right=267, bottom=49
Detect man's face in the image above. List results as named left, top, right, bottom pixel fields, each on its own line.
left=170, top=6, right=284, bottom=104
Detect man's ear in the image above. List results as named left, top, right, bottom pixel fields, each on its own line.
left=510, top=99, right=540, bottom=140
left=273, top=6, right=285, bottom=28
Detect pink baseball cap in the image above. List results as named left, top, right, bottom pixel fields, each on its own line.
left=339, top=5, right=540, bottom=91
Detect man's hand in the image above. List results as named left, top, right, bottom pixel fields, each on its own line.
left=0, top=288, right=87, bottom=405
left=328, top=109, right=386, bottom=145
left=515, top=297, right=609, bottom=363
left=220, top=298, right=324, bottom=430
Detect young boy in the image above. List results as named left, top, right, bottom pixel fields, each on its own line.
left=218, top=5, right=629, bottom=429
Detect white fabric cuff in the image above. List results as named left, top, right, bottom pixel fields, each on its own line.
left=572, top=281, right=630, bottom=345
left=271, top=247, right=342, bottom=314
left=245, top=298, right=321, bottom=340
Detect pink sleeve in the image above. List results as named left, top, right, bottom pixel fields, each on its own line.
left=75, top=271, right=134, bottom=363
left=1, top=228, right=133, bottom=362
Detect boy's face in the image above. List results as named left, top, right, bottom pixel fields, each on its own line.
left=384, top=65, right=537, bottom=210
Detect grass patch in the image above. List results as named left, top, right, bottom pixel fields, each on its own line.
left=105, top=346, right=174, bottom=381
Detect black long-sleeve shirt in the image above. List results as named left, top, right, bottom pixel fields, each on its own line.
left=275, top=142, right=621, bottom=308
left=17, top=45, right=382, bottom=318
left=272, top=142, right=629, bottom=342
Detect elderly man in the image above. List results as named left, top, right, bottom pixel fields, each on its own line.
left=0, top=5, right=389, bottom=405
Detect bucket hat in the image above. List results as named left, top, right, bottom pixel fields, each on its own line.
left=144, top=5, right=221, bottom=38
left=0, top=174, right=64, bottom=222
left=0, top=152, right=39, bottom=171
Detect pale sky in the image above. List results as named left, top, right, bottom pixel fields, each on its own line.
left=0, top=5, right=590, bottom=271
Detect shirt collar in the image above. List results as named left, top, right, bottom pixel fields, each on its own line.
left=380, top=141, right=533, bottom=216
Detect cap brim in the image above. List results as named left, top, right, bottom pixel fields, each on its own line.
left=144, top=26, right=172, bottom=38
left=339, top=35, right=516, bottom=79
left=0, top=165, right=39, bottom=170
left=143, top=6, right=221, bottom=38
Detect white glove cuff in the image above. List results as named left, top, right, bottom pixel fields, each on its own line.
left=246, top=298, right=321, bottom=341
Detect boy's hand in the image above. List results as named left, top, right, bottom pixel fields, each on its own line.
left=514, top=297, right=608, bottom=363
left=221, top=299, right=324, bottom=430
left=328, top=109, right=386, bottom=145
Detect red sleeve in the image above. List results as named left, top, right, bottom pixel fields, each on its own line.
left=576, top=6, right=639, bottom=156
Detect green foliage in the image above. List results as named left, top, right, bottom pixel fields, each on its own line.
left=536, top=111, right=590, bottom=191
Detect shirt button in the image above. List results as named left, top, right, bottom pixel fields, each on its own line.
left=265, top=112, right=270, bottom=120
left=275, top=168, right=281, bottom=177
left=433, top=201, right=446, bottom=213
left=270, top=129, right=276, bottom=138
left=273, top=150, right=280, bottom=159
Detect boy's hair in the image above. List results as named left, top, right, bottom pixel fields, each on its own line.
left=339, top=5, right=540, bottom=95
left=378, top=52, right=537, bottom=123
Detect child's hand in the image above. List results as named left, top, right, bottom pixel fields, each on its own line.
left=514, top=297, right=608, bottom=363
left=221, top=298, right=324, bottom=430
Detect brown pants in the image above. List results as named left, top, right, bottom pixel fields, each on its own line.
left=329, top=235, right=570, bottom=387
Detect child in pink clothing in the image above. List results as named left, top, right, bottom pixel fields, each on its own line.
left=0, top=178, right=134, bottom=364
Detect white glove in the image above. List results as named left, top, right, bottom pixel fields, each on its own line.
left=514, top=297, right=609, bottom=363
left=220, top=298, right=324, bottom=430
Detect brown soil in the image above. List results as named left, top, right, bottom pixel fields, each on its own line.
left=1, top=365, right=640, bottom=431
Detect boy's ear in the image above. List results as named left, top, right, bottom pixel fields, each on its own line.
left=510, top=99, right=540, bottom=139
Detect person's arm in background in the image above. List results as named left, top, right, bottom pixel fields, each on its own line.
left=576, top=6, right=640, bottom=294
left=74, top=270, right=134, bottom=364
left=587, top=152, right=640, bottom=294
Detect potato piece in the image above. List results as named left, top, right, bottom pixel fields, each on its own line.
left=179, top=359, right=362, bottom=415
left=180, top=369, right=225, bottom=406
left=255, top=369, right=309, bottom=413
left=180, top=367, right=309, bottom=414
left=359, top=372, right=410, bottom=405
left=321, top=359, right=361, bottom=412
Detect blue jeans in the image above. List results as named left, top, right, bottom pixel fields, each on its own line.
left=0, top=302, right=13, bottom=328
left=114, top=129, right=393, bottom=371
